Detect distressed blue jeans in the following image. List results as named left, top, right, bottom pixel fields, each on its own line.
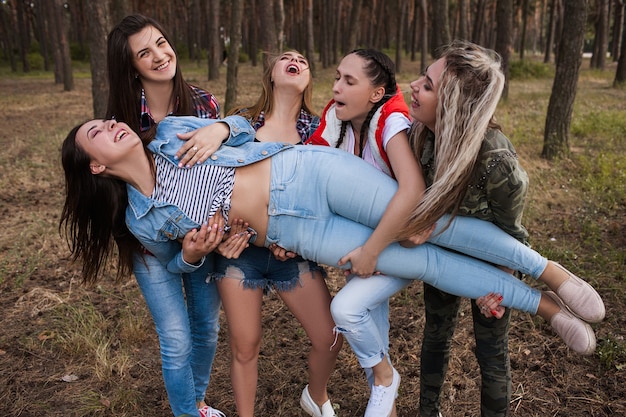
left=133, top=253, right=221, bottom=417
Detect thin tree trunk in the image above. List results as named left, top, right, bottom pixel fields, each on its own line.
left=54, top=0, right=73, bottom=91
left=591, top=0, right=609, bottom=69
left=16, top=0, right=29, bottom=72
left=225, top=0, right=243, bottom=113
left=614, top=12, right=626, bottom=85
left=496, top=0, right=513, bottom=99
left=208, top=0, right=221, bottom=80
left=544, top=0, right=557, bottom=62
left=611, top=0, right=624, bottom=61
left=85, top=0, right=108, bottom=118
left=345, top=0, right=363, bottom=54
left=542, top=0, right=588, bottom=159
left=396, top=0, right=409, bottom=72
left=519, top=0, right=528, bottom=60
left=305, top=0, right=315, bottom=73
left=420, top=0, right=428, bottom=71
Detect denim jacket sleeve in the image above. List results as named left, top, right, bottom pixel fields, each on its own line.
left=158, top=115, right=256, bottom=147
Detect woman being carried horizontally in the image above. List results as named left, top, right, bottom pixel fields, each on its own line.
left=175, top=50, right=340, bottom=417
left=60, top=113, right=604, bottom=372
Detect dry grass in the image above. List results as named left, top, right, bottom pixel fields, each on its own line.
left=0, top=55, right=624, bottom=416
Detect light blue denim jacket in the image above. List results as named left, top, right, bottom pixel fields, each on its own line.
left=126, top=115, right=293, bottom=274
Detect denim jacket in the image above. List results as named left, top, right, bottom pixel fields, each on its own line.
left=126, top=115, right=293, bottom=274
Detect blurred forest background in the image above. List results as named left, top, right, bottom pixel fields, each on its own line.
left=0, top=1, right=625, bottom=416
left=1, top=0, right=626, bottom=157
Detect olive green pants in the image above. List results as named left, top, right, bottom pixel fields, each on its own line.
left=419, top=283, right=512, bottom=417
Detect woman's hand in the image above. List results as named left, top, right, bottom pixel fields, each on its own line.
left=181, top=221, right=225, bottom=264
left=268, top=243, right=297, bottom=262
left=476, top=292, right=505, bottom=319
left=214, top=217, right=252, bottom=259
left=175, top=122, right=230, bottom=167
left=338, top=246, right=379, bottom=278
left=400, top=223, right=436, bottom=247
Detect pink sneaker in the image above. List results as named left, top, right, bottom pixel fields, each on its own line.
left=198, top=405, right=226, bottom=417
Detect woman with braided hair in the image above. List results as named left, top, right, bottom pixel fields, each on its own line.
left=308, top=49, right=420, bottom=417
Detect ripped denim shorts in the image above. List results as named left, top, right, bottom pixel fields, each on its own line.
left=211, top=245, right=326, bottom=292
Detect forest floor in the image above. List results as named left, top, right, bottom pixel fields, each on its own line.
left=0, top=56, right=625, bottom=417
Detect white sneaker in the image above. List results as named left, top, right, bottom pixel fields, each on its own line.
left=364, top=367, right=400, bottom=417
left=300, top=385, right=337, bottom=417
left=198, top=405, right=226, bottom=417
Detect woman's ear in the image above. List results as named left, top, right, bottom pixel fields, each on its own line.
left=370, top=86, right=386, bottom=104
left=89, top=163, right=106, bottom=175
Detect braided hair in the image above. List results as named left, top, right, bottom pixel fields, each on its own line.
left=335, top=49, right=398, bottom=157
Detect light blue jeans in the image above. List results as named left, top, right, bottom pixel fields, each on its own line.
left=133, top=252, right=221, bottom=417
left=265, top=145, right=547, bottom=312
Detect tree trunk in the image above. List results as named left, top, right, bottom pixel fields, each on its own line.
left=590, top=0, right=609, bottom=69
left=54, top=0, right=73, bottom=91
left=519, top=0, right=528, bottom=60
left=259, top=0, right=278, bottom=68
left=611, top=0, right=624, bottom=61
left=208, top=0, right=221, bottom=80
left=305, top=0, right=315, bottom=73
left=46, top=0, right=62, bottom=83
left=345, top=0, right=363, bottom=54
left=85, top=1, right=108, bottom=118
left=544, top=0, right=557, bottom=62
left=275, top=0, right=285, bottom=51
left=0, top=0, right=18, bottom=72
left=614, top=12, right=626, bottom=85
left=542, top=0, right=588, bottom=159
left=458, top=0, right=468, bottom=40
left=496, top=0, right=513, bottom=99
left=396, top=0, right=409, bottom=72
left=16, top=0, right=30, bottom=73
left=420, top=0, right=428, bottom=70
left=431, top=0, right=450, bottom=57
left=472, top=0, right=487, bottom=44
left=225, top=0, right=243, bottom=113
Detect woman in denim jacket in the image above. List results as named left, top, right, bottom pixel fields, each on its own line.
left=100, top=14, right=234, bottom=417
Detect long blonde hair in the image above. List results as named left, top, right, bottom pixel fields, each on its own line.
left=406, top=40, right=505, bottom=236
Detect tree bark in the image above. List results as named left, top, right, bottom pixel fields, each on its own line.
left=54, top=0, right=73, bottom=91
left=590, top=0, right=609, bottom=69
left=259, top=0, right=278, bottom=68
left=496, top=0, right=513, bottom=99
left=16, top=0, right=30, bottom=72
left=345, top=0, right=363, bottom=54
left=431, top=0, right=450, bottom=57
left=519, top=0, right=529, bottom=60
left=542, top=0, right=588, bottom=159
left=305, top=0, right=315, bottom=73
left=225, top=0, right=243, bottom=113
left=544, top=0, right=557, bottom=63
left=85, top=1, right=109, bottom=118
left=208, top=0, right=221, bottom=80
left=396, top=0, right=409, bottom=72
left=614, top=12, right=626, bottom=85
left=611, top=0, right=624, bottom=61
left=420, top=0, right=428, bottom=71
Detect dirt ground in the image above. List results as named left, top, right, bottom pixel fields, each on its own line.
left=0, top=71, right=624, bottom=417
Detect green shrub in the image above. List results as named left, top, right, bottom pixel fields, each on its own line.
left=509, top=59, right=554, bottom=80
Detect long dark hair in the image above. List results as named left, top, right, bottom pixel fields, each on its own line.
left=59, top=124, right=140, bottom=284
left=105, top=14, right=202, bottom=140
left=335, top=49, right=398, bottom=156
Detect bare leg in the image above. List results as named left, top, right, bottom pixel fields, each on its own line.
left=279, top=270, right=341, bottom=407
left=217, top=277, right=264, bottom=417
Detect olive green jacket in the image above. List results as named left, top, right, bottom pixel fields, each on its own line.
left=420, top=128, right=529, bottom=244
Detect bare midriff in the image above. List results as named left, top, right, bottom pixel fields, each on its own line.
left=229, top=158, right=271, bottom=247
